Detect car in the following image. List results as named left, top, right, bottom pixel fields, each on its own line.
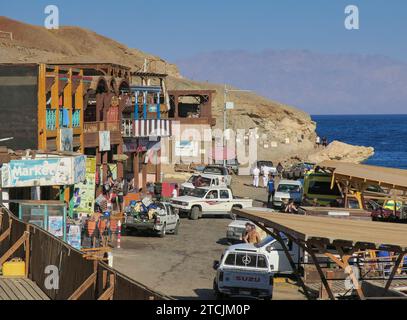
left=171, top=187, right=253, bottom=220
left=202, top=165, right=232, bottom=186
left=180, top=173, right=227, bottom=196
left=123, top=202, right=180, bottom=237
left=213, top=246, right=274, bottom=300
left=227, top=207, right=276, bottom=242
left=272, top=179, right=303, bottom=208
left=283, top=162, right=315, bottom=180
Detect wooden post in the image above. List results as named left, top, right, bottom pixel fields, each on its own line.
left=25, top=225, right=30, bottom=278
left=67, top=272, right=97, bottom=300
left=384, top=252, right=405, bottom=295
left=37, top=64, right=47, bottom=150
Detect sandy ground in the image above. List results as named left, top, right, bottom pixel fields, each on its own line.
left=112, top=214, right=305, bottom=300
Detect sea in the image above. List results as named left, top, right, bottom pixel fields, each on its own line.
left=312, top=114, right=407, bottom=170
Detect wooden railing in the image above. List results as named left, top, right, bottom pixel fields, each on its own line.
left=84, top=121, right=121, bottom=133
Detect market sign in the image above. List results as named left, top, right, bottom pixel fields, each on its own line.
left=1, top=155, right=86, bottom=188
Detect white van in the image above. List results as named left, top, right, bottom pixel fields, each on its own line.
left=213, top=247, right=274, bottom=300
left=229, top=234, right=303, bottom=275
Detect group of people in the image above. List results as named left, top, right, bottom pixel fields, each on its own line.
left=316, top=136, right=328, bottom=148
left=95, top=174, right=129, bottom=214
left=252, top=162, right=283, bottom=188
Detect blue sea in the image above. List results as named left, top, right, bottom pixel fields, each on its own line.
left=312, top=114, right=407, bottom=169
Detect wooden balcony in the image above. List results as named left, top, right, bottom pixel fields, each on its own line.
left=84, top=121, right=122, bottom=148
left=121, top=119, right=172, bottom=138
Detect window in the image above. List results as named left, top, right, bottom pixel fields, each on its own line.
left=236, top=253, right=257, bottom=268
left=224, top=253, right=236, bottom=266
left=348, top=198, right=360, bottom=209
left=308, top=181, right=341, bottom=196
left=220, top=190, right=230, bottom=199
left=206, top=190, right=218, bottom=199
left=257, top=255, right=268, bottom=269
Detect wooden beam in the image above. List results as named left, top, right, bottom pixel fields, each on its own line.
left=383, top=253, right=405, bottom=295
left=342, top=255, right=365, bottom=300
left=98, top=274, right=115, bottom=300
left=0, top=231, right=29, bottom=266
left=68, top=272, right=97, bottom=300
left=0, top=219, right=12, bottom=243
left=303, top=241, right=336, bottom=300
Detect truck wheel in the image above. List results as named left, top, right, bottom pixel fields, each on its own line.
left=173, top=221, right=180, bottom=235
left=213, top=280, right=223, bottom=300
left=159, top=224, right=166, bottom=238
left=190, top=207, right=200, bottom=220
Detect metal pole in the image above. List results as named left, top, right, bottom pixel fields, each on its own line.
left=223, top=84, right=227, bottom=167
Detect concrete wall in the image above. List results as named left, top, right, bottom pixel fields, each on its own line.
left=0, top=64, right=38, bottom=150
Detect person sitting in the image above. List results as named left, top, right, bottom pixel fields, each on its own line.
left=243, top=223, right=261, bottom=244
left=285, top=199, right=298, bottom=214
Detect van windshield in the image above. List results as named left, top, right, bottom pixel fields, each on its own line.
left=277, top=184, right=300, bottom=193
left=187, top=175, right=211, bottom=187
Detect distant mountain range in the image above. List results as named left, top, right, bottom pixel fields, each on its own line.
left=176, top=49, right=407, bottom=115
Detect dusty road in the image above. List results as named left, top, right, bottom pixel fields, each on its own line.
left=112, top=215, right=306, bottom=300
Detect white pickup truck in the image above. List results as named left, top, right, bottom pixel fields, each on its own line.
left=171, top=187, right=253, bottom=220
left=213, top=246, right=274, bottom=300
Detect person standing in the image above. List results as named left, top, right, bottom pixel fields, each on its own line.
left=252, top=166, right=260, bottom=188
left=276, top=162, right=284, bottom=179
left=262, top=166, right=270, bottom=188
left=267, top=175, right=275, bottom=207
left=172, top=184, right=179, bottom=198
left=316, top=136, right=321, bottom=148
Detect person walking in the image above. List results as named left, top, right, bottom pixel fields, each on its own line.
left=252, top=166, right=260, bottom=188
left=267, top=175, right=275, bottom=207
left=172, top=184, right=179, bottom=198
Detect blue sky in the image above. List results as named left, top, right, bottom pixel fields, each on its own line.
left=1, top=0, right=407, bottom=62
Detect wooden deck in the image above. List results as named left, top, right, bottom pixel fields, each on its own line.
left=0, top=277, right=49, bottom=300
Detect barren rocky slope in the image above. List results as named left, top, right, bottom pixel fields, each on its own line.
left=0, top=16, right=373, bottom=163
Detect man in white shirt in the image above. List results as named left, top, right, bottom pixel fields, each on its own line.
left=172, top=185, right=179, bottom=198
left=262, top=166, right=270, bottom=188
left=252, top=166, right=260, bottom=188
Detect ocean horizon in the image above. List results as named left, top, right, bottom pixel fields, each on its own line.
left=312, top=114, right=407, bottom=169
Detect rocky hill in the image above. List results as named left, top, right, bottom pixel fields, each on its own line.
left=0, top=16, right=372, bottom=164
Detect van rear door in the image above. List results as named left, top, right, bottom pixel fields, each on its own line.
left=221, top=252, right=271, bottom=291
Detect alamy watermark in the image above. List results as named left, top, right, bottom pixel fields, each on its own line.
left=344, top=5, right=359, bottom=30
left=44, top=5, right=59, bottom=29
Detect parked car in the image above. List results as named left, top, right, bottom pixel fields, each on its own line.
left=171, top=187, right=253, bottom=220
left=180, top=173, right=227, bottom=196
left=253, top=160, right=277, bottom=176
left=123, top=202, right=180, bottom=237
left=272, top=179, right=303, bottom=208
left=283, top=162, right=315, bottom=180
left=202, top=165, right=232, bottom=186
left=213, top=246, right=274, bottom=300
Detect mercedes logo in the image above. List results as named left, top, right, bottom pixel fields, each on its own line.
left=242, top=255, right=251, bottom=265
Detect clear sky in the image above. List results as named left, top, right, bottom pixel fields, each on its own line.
left=1, top=0, right=407, bottom=63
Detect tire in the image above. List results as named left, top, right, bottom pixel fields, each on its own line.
left=173, top=221, right=180, bottom=235
left=190, top=207, right=200, bottom=220
left=213, top=280, right=223, bottom=300
left=159, top=224, right=166, bottom=238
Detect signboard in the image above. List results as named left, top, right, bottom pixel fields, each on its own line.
left=74, top=157, right=96, bottom=214
left=1, top=155, right=86, bottom=188
left=48, top=216, right=64, bottom=238
left=225, top=101, right=234, bottom=110
left=99, top=131, right=111, bottom=151
left=60, top=128, right=73, bottom=152
left=175, top=140, right=199, bottom=157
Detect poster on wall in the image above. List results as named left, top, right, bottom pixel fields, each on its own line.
left=175, top=140, right=199, bottom=157
left=48, top=216, right=64, bottom=238
left=74, top=157, right=96, bottom=214
left=1, top=155, right=86, bottom=188
left=60, top=128, right=73, bottom=152
left=99, top=131, right=111, bottom=151
left=67, top=225, right=81, bottom=250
